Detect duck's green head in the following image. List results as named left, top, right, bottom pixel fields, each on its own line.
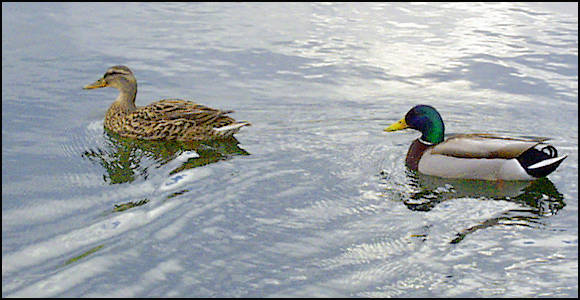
left=384, top=105, right=445, bottom=144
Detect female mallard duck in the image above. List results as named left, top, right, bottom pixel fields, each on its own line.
left=385, top=105, right=566, bottom=181
left=84, top=65, right=250, bottom=141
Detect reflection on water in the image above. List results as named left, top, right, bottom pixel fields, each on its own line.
left=82, top=131, right=249, bottom=213
left=380, top=170, right=566, bottom=244
left=82, top=130, right=250, bottom=185
left=2, top=2, right=577, bottom=298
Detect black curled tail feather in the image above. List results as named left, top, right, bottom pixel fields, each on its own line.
left=517, top=144, right=566, bottom=178
left=540, top=145, right=558, bottom=158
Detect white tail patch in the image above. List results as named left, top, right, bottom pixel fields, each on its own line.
left=528, top=155, right=568, bottom=169
left=213, top=121, right=251, bottom=136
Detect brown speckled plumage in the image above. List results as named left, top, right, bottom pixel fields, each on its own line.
left=85, top=66, right=250, bottom=141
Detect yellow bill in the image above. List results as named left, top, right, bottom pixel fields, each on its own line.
left=83, top=78, right=108, bottom=89
left=384, top=117, right=408, bottom=132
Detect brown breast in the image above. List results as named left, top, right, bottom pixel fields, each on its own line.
left=405, top=139, right=431, bottom=171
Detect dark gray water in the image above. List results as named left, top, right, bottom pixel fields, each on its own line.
left=2, top=3, right=577, bottom=297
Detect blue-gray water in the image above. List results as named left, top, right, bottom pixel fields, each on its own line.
left=2, top=3, right=577, bottom=297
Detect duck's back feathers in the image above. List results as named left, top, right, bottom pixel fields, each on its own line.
left=431, top=134, right=546, bottom=159
left=130, top=99, right=236, bottom=126
left=106, top=99, right=250, bottom=141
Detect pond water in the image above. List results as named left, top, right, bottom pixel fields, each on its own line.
left=2, top=2, right=578, bottom=297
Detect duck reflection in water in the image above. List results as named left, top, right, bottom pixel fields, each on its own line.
left=380, top=170, right=565, bottom=244
left=82, top=131, right=249, bottom=212
left=83, top=130, right=250, bottom=185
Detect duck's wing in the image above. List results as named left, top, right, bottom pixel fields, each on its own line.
left=431, top=133, right=547, bottom=159
left=119, top=99, right=249, bottom=140
left=133, top=99, right=237, bottom=128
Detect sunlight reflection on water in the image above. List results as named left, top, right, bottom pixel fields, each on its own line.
left=2, top=2, right=577, bottom=297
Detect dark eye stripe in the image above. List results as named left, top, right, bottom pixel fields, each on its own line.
left=104, top=70, right=128, bottom=77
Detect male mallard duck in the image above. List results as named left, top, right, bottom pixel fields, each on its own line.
left=385, top=105, right=566, bottom=181
left=84, top=65, right=250, bottom=141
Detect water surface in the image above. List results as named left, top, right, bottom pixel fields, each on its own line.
left=2, top=2, right=578, bottom=297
